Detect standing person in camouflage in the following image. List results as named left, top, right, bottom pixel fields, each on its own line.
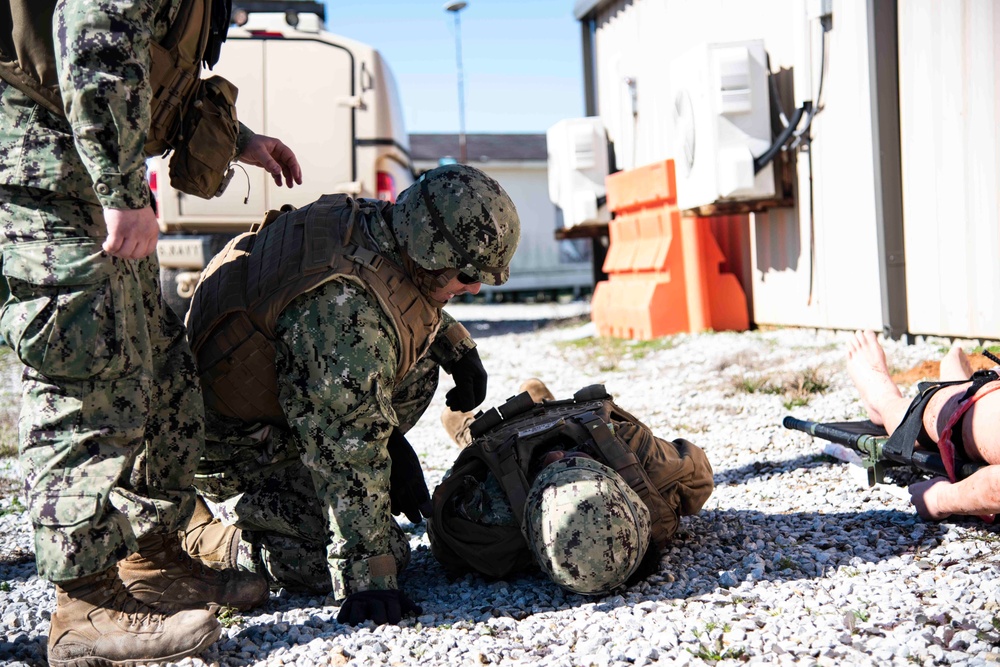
left=429, top=380, right=715, bottom=595
left=181, top=163, right=520, bottom=625
left=0, top=0, right=301, bottom=664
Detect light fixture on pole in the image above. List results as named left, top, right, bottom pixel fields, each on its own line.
left=444, top=0, right=468, bottom=163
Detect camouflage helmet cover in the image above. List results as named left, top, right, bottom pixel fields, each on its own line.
left=522, top=456, right=652, bottom=596
left=392, top=164, right=520, bottom=285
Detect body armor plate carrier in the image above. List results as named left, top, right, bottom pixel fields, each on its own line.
left=429, top=385, right=712, bottom=579
left=187, top=194, right=442, bottom=425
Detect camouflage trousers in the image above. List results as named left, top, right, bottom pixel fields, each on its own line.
left=0, top=186, right=204, bottom=583
left=195, top=355, right=440, bottom=595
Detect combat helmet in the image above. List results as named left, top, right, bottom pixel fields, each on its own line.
left=522, top=456, right=652, bottom=595
left=392, top=163, right=520, bottom=286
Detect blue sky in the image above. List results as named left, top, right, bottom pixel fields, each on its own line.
left=322, top=0, right=585, bottom=134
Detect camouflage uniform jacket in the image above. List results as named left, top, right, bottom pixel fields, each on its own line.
left=0, top=0, right=251, bottom=207
left=204, top=207, right=472, bottom=598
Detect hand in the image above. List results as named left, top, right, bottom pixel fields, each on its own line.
left=237, top=133, right=303, bottom=188
left=445, top=347, right=487, bottom=412
left=908, top=477, right=952, bottom=521
left=103, top=206, right=159, bottom=259
left=336, top=589, right=421, bottom=625
left=386, top=428, right=431, bottom=523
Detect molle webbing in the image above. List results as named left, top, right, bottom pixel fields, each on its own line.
left=444, top=387, right=673, bottom=548
left=187, top=194, right=441, bottom=425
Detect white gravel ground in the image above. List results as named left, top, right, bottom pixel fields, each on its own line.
left=1, top=304, right=999, bottom=667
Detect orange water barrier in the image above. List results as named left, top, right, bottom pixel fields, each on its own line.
left=591, top=160, right=749, bottom=339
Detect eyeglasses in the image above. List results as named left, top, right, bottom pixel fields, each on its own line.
left=457, top=272, right=479, bottom=285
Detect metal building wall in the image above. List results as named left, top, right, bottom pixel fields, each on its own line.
left=897, top=0, right=1000, bottom=339
left=588, top=0, right=887, bottom=332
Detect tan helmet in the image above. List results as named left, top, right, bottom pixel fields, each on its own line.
left=521, top=456, right=652, bottom=595
left=391, top=163, right=520, bottom=286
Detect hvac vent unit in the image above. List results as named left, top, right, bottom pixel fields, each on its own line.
left=546, top=117, right=610, bottom=228
left=670, top=40, right=775, bottom=212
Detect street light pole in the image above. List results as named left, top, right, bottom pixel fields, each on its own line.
left=444, top=1, right=468, bottom=163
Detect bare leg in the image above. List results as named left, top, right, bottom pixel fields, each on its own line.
left=939, top=344, right=972, bottom=381
left=845, top=330, right=909, bottom=430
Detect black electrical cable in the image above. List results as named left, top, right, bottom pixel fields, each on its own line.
left=753, top=103, right=808, bottom=174
left=754, top=18, right=831, bottom=174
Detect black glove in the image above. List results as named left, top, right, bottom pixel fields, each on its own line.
left=336, top=589, right=422, bottom=625
left=445, top=347, right=487, bottom=412
left=386, top=428, right=431, bottom=523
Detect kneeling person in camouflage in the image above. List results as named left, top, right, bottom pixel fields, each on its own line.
left=181, top=165, right=520, bottom=624
left=429, top=381, right=715, bottom=595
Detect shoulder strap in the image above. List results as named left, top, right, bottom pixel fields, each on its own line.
left=882, top=371, right=998, bottom=464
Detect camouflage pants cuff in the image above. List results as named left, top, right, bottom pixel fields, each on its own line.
left=332, top=554, right=398, bottom=600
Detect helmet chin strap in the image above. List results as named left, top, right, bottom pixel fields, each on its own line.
left=399, top=250, right=458, bottom=308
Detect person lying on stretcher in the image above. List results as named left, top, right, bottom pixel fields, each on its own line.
left=846, top=331, right=1000, bottom=521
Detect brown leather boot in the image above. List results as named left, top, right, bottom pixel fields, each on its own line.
left=48, top=567, right=221, bottom=667
left=119, top=532, right=268, bottom=613
left=180, top=496, right=241, bottom=571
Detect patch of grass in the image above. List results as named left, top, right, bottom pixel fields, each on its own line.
left=850, top=608, right=870, bottom=623
left=0, top=581, right=10, bottom=592
left=688, top=641, right=748, bottom=662
left=973, top=344, right=1000, bottom=357
left=734, top=367, right=829, bottom=410
left=732, top=375, right=774, bottom=394
left=217, top=606, right=240, bottom=628
left=992, top=616, right=1000, bottom=631
left=0, top=418, right=17, bottom=459
left=0, top=496, right=25, bottom=517
left=776, top=556, right=797, bottom=571
left=556, top=335, right=677, bottom=372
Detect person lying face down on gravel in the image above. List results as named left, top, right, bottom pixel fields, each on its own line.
left=846, top=330, right=1000, bottom=521
left=428, top=380, right=715, bottom=595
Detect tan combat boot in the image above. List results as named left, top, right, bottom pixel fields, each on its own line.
left=48, top=566, right=221, bottom=667
left=440, top=406, right=475, bottom=447
left=519, top=378, right=554, bottom=403
left=119, top=532, right=268, bottom=613
left=180, top=496, right=241, bottom=571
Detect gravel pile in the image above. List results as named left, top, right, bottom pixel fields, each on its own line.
left=1, top=306, right=999, bottom=666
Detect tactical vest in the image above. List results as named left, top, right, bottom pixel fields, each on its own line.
left=429, top=385, right=713, bottom=579
left=0, top=0, right=219, bottom=156
left=187, top=194, right=443, bottom=425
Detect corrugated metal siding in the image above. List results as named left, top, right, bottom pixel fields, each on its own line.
left=590, top=0, right=885, bottom=332
left=898, top=0, right=1000, bottom=339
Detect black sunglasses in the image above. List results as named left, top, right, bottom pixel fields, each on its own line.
left=457, top=272, right=479, bottom=285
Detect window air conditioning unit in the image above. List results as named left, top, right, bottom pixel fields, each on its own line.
left=670, top=40, right=775, bottom=212
left=546, top=117, right=611, bottom=228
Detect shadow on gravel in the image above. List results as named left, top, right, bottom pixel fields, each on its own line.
left=713, top=453, right=834, bottom=485
left=372, top=508, right=985, bottom=632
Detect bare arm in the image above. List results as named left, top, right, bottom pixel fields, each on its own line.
left=908, top=466, right=1000, bottom=520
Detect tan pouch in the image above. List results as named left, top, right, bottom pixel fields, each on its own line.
left=168, top=75, right=240, bottom=199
